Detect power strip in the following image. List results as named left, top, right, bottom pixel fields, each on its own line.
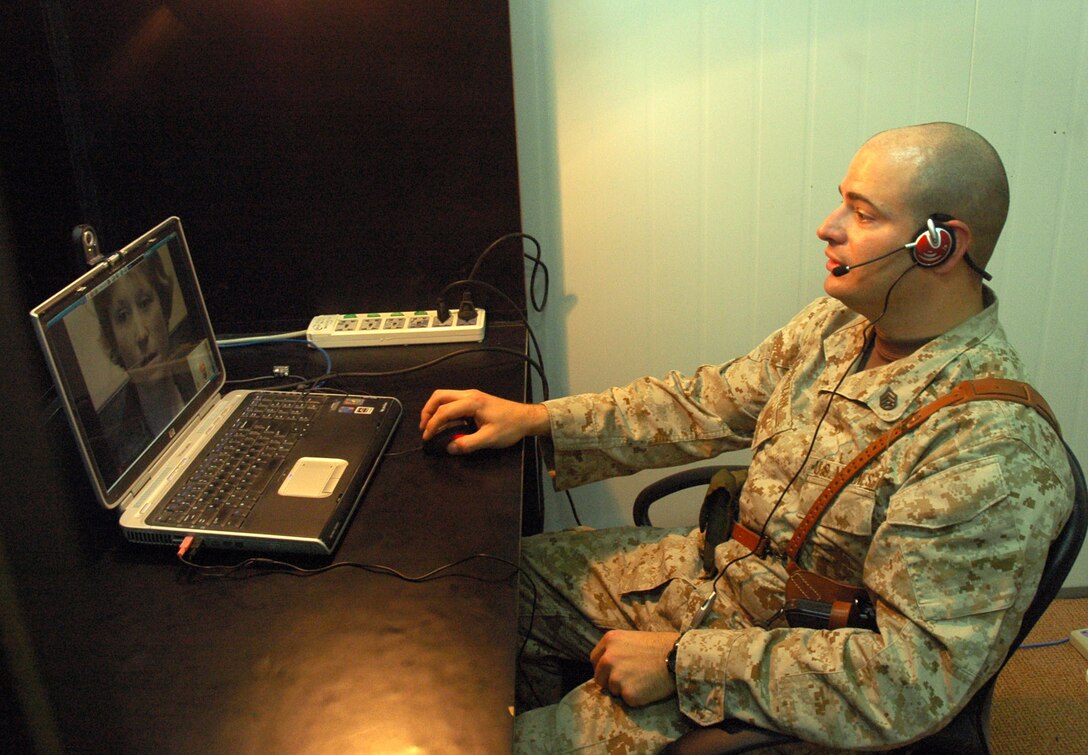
left=1071, top=627, right=1088, bottom=661
left=306, top=309, right=486, bottom=348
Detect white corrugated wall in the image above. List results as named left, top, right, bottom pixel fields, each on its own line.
left=509, top=0, right=1088, bottom=589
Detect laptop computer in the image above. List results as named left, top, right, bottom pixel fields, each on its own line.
left=30, top=216, right=402, bottom=555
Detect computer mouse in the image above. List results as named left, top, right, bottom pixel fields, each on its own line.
left=423, top=418, right=478, bottom=456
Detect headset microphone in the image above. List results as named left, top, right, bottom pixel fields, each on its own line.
left=831, top=217, right=956, bottom=277
left=831, top=244, right=909, bottom=276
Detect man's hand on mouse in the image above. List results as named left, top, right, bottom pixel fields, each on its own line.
left=419, top=389, right=550, bottom=455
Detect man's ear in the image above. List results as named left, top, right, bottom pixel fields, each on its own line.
left=935, top=218, right=973, bottom=275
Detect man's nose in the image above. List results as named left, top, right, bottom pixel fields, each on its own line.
left=817, top=207, right=845, bottom=244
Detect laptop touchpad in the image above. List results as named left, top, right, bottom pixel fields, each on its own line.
left=278, top=457, right=349, bottom=498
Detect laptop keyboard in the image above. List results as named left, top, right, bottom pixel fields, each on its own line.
left=149, top=392, right=325, bottom=530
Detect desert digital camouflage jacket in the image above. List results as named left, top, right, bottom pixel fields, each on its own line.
left=542, top=292, right=1073, bottom=747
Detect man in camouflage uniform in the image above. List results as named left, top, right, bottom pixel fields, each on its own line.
left=420, top=122, right=1074, bottom=752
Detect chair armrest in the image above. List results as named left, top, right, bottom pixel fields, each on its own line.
left=633, top=465, right=745, bottom=526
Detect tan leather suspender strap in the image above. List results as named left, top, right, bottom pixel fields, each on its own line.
left=782, top=378, right=1060, bottom=569
left=777, top=378, right=1060, bottom=571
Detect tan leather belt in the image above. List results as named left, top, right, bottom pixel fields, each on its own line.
left=730, top=521, right=766, bottom=554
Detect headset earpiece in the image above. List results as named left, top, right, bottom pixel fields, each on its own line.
left=910, top=217, right=956, bottom=267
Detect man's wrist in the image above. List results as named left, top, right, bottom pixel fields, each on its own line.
left=665, top=631, right=684, bottom=677
left=526, top=403, right=552, bottom=437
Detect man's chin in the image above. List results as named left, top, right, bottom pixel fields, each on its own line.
left=823, top=274, right=845, bottom=301
left=823, top=279, right=874, bottom=318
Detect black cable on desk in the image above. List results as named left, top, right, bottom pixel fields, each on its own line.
left=286, top=345, right=550, bottom=402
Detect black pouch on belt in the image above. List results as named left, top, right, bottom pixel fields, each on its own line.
left=784, top=570, right=878, bottom=632
left=697, top=467, right=747, bottom=573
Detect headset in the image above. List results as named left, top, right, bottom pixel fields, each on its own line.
left=831, top=214, right=992, bottom=280
left=832, top=215, right=955, bottom=277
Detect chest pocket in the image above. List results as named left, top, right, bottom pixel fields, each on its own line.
left=793, top=458, right=878, bottom=583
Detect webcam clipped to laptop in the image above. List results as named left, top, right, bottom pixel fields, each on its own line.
left=30, top=217, right=401, bottom=555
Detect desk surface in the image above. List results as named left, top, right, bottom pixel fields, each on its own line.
left=25, top=324, right=529, bottom=754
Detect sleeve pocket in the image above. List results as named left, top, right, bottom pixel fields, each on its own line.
left=751, top=376, right=795, bottom=451
left=883, top=456, right=1019, bottom=622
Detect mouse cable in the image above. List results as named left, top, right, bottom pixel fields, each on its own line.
left=177, top=546, right=538, bottom=665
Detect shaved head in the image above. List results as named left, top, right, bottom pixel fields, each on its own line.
left=861, top=123, right=1009, bottom=266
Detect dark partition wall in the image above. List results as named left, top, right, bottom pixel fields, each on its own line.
left=5, top=1, right=523, bottom=333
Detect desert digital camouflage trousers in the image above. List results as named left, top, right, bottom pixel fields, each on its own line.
left=513, top=525, right=722, bottom=754
left=512, top=525, right=851, bottom=754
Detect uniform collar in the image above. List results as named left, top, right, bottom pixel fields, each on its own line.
left=820, top=288, right=1000, bottom=423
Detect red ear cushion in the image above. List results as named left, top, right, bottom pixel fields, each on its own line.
left=913, top=226, right=954, bottom=266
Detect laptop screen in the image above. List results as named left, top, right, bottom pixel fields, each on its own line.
left=32, top=219, right=224, bottom=508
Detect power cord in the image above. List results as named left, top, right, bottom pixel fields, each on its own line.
left=438, top=278, right=547, bottom=393
left=465, top=232, right=549, bottom=314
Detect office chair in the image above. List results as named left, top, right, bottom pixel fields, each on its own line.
left=633, top=447, right=1088, bottom=755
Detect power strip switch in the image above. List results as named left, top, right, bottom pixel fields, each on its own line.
left=1071, top=627, right=1088, bottom=662
left=306, top=309, right=485, bottom=348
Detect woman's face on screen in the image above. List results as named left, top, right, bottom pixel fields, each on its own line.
left=107, top=269, right=170, bottom=382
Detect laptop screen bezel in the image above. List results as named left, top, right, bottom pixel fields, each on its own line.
left=29, top=217, right=227, bottom=511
